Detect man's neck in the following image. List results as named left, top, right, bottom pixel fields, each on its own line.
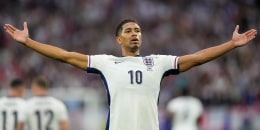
left=122, top=50, right=140, bottom=57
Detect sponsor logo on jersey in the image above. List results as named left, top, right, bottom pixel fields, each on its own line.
left=114, top=60, right=123, bottom=64
left=143, top=57, right=154, bottom=71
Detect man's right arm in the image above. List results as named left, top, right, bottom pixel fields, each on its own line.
left=24, top=38, right=88, bottom=70
left=4, top=22, right=88, bottom=70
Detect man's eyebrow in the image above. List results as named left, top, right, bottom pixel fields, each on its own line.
left=124, top=28, right=131, bottom=31
left=123, top=27, right=140, bottom=31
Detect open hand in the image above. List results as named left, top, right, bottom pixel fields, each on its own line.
left=4, top=22, right=29, bottom=44
left=232, top=25, right=257, bottom=47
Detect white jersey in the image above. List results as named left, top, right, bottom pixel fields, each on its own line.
left=167, top=96, right=203, bottom=130
left=0, top=97, right=27, bottom=130
left=26, top=96, right=68, bottom=130
left=87, top=54, right=179, bottom=130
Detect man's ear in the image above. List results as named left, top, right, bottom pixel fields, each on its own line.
left=116, top=36, right=122, bottom=45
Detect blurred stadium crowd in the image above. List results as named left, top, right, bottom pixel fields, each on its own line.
left=0, top=0, right=259, bottom=130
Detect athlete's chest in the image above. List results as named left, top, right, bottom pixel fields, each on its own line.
left=106, top=56, right=159, bottom=71
left=101, top=57, right=164, bottom=89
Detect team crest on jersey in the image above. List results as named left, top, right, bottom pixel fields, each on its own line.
left=143, top=57, right=154, bottom=71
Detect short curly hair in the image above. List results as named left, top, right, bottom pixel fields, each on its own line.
left=115, top=19, right=138, bottom=36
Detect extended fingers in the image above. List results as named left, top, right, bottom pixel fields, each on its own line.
left=5, top=29, right=14, bottom=37
left=4, top=25, right=14, bottom=34
left=248, top=35, right=256, bottom=41
left=245, top=29, right=257, bottom=41
left=4, top=24, right=17, bottom=34
left=5, top=24, right=17, bottom=31
left=245, top=29, right=257, bottom=37
left=244, top=30, right=257, bottom=41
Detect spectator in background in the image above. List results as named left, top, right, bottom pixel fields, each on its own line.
left=0, top=78, right=27, bottom=130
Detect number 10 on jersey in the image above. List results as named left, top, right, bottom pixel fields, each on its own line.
left=128, top=70, right=143, bottom=84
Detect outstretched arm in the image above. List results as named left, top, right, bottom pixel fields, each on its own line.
left=4, top=22, right=88, bottom=70
left=178, top=25, right=257, bottom=72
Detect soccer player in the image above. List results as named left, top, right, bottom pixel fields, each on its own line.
left=3, top=19, right=257, bottom=130
left=26, top=77, right=69, bottom=130
left=0, top=78, right=27, bottom=130
left=167, top=88, right=203, bottom=130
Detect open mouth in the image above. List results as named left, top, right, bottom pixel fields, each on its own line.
left=131, top=38, right=139, bottom=42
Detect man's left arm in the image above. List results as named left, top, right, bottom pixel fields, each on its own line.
left=178, top=25, right=257, bottom=72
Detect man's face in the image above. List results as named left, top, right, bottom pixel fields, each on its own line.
left=117, top=22, right=142, bottom=53
left=19, top=85, right=25, bottom=95
left=31, top=83, right=38, bottom=95
left=13, top=85, right=25, bottom=97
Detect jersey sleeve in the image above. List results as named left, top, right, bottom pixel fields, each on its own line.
left=157, top=55, right=179, bottom=75
left=87, top=55, right=110, bottom=73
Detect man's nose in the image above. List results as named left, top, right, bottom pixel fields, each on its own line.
left=131, top=31, right=137, bottom=36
